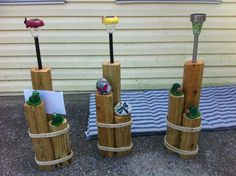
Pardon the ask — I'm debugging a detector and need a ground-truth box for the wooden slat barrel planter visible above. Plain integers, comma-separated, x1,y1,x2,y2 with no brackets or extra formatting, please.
179,113,202,159
24,101,55,171
96,93,115,157
166,92,184,150
49,118,72,167
114,114,132,157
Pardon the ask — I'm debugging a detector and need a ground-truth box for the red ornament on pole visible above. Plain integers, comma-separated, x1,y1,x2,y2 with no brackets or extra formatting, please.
24,18,44,28
24,17,45,69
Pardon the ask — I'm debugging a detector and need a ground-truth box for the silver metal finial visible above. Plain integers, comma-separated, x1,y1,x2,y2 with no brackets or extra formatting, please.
190,13,206,24
191,13,206,63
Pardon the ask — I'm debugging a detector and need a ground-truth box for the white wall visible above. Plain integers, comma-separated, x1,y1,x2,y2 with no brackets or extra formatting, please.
0,0,236,94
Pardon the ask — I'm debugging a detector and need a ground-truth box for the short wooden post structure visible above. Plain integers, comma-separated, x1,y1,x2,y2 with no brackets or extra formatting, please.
49,118,71,167
179,113,201,159
115,114,132,157
166,92,184,149
31,67,53,91
102,61,121,107
24,102,55,171
31,67,53,121
96,93,115,157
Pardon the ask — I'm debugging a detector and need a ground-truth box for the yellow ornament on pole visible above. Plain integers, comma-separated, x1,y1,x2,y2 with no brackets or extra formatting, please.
102,16,119,25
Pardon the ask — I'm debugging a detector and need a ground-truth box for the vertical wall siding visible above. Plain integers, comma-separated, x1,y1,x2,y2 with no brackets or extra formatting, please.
0,0,236,94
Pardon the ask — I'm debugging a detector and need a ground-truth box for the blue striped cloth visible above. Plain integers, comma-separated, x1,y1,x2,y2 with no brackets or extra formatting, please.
85,85,236,139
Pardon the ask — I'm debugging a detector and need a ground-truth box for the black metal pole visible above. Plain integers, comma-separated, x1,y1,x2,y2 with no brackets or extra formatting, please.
109,33,114,63
34,37,43,69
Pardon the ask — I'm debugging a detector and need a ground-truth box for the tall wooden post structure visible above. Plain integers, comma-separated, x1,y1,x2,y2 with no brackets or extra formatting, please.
180,13,206,159
102,61,121,107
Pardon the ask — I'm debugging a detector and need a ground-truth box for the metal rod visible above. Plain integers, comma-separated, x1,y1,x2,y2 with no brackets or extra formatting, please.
192,35,199,63
109,33,114,63
34,37,43,69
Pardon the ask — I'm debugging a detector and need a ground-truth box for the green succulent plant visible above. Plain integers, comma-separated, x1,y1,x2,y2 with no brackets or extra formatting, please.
170,83,183,96
26,91,41,106
51,113,64,126
186,106,201,119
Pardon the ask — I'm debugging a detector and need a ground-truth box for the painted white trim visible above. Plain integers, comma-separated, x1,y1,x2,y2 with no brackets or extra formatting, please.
116,0,222,4
0,0,65,5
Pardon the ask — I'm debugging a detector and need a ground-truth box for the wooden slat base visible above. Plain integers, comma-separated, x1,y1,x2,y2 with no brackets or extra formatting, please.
166,92,184,150
49,118,71,167
96,93,115,157
24,102,55,171
179,113,201,159
115,114,132,157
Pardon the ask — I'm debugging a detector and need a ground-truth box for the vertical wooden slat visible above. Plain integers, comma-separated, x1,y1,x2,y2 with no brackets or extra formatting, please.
179,114,201,159
102,61,121,107
96,93,115,157
182,60,204,110
49,118,71,167
31,67,53,91
166,92,184,150
24,102,55,171
115,114,132,157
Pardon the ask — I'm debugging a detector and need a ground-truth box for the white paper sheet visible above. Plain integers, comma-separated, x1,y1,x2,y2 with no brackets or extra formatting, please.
24,89,66,115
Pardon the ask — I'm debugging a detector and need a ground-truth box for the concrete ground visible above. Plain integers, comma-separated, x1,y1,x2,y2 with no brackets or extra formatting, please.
0,94,235,176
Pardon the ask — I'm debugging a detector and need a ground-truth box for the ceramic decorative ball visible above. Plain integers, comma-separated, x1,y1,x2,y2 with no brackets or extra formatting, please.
114,101,132,116
96,78,112,95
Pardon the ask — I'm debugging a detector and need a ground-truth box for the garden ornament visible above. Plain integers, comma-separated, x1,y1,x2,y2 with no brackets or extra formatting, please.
51,113,65,126
185,105,201,119
96,78,112,95
114,101,132,116
24,17,45,69
26,90,41,106
170,83,183,96
102,16,119,63
190,13,206,63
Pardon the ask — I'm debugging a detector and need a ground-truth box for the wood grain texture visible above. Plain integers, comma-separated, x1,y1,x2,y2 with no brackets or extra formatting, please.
95,93,115,157
115,114,132,157
102,61,121,107
24,102,55,171
182,60,204,110
179,113,201,159
166,92,184,150
31,67,53,91
49,118,71,167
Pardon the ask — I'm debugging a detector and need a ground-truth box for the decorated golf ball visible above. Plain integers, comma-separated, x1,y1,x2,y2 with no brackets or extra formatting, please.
114,101,132,116
96,78,112,95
